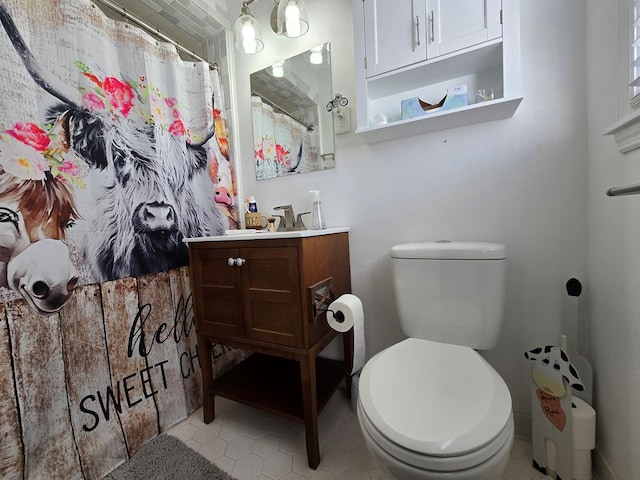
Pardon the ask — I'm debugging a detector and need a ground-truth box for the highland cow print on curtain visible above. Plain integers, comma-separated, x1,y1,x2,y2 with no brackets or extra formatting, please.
0,1,244,479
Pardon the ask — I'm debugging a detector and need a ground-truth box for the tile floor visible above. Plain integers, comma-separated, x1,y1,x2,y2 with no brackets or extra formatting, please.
167,388,582,480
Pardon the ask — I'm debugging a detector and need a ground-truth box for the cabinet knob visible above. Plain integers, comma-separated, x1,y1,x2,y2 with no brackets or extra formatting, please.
234,257,246,266
228,257,235,266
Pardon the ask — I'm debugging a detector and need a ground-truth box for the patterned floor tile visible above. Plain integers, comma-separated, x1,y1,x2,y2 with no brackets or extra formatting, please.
167,389,597,480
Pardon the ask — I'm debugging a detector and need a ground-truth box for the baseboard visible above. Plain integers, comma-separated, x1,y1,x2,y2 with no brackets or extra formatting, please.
593,448,619,480
513,411,532,441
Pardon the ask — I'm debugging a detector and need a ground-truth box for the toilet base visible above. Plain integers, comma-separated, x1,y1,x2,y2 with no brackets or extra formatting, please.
359,412,514,480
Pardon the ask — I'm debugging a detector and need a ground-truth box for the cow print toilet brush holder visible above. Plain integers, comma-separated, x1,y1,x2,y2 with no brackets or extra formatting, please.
524,345,596,480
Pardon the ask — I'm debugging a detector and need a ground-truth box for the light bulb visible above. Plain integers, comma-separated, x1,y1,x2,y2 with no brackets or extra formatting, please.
285,3,301,37
272,61,285,77
241,20,258,54
310,47,323,65
243,38,257,54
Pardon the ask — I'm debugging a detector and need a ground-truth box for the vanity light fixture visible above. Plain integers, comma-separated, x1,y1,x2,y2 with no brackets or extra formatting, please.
271,61,285,77
267,59,290,77
234,1,264,54
276,0,309,38
234,0,310,54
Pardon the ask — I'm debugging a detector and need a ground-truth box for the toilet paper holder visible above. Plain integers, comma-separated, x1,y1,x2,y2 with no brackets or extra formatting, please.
315,306,346,323
308,277,346,325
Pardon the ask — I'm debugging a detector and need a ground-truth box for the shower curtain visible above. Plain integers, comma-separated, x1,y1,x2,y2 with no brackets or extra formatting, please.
252,95,319,180
0,0,243,478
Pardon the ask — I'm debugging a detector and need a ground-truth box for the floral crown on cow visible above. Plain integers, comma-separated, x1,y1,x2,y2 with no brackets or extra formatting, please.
0,61,206,186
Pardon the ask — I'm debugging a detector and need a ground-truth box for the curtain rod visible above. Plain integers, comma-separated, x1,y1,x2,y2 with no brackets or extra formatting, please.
93,0,219,71
251,91,314,132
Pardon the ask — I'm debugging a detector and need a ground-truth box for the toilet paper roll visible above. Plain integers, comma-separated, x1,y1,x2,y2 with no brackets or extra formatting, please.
572,395,596,450
328,294,366,375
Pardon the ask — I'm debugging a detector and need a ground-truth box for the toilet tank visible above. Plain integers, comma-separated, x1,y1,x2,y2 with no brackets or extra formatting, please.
390,242,507,350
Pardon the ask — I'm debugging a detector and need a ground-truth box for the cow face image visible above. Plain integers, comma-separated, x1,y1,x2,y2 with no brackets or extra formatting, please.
56,106,224,281
0,173,80,315
524,345,584,397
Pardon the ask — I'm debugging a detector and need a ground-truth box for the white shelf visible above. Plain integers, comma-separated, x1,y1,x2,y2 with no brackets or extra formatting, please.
367,40,504,100
603,108,640,154
355,96,523,144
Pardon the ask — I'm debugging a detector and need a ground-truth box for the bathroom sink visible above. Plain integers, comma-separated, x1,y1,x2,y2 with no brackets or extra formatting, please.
183,226,350,243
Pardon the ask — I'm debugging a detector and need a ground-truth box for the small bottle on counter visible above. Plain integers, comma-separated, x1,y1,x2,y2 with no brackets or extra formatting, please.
309,190,326,230
245,196,262,229
248,196,258,213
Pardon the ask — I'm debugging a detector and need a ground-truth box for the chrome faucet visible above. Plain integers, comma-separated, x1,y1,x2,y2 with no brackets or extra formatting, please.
273,205,295,231
273,205,310,231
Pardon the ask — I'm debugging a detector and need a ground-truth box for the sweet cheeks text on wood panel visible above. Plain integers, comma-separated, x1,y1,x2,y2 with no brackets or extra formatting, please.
77,293,233,432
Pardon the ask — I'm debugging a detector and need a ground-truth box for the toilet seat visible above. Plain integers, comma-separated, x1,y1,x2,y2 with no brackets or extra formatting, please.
358,338,513,471
358,400,514,472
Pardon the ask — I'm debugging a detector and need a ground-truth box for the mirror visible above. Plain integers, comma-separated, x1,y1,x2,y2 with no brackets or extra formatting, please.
251,43,335,181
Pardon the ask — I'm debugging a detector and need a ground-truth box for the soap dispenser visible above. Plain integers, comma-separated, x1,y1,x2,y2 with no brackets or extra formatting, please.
309,190,326,230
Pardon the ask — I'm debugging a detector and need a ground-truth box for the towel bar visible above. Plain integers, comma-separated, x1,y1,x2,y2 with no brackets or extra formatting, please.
606,183,640,196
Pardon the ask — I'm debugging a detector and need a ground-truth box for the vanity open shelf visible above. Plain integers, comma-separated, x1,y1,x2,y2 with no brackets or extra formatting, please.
210,353,345,422
356,96,522,143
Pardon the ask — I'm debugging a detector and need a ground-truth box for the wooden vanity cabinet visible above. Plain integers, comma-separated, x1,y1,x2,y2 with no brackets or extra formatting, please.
187,231,352,469
193,245,303,346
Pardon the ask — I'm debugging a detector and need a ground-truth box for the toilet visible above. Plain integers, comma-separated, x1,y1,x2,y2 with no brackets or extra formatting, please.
357,242,514,480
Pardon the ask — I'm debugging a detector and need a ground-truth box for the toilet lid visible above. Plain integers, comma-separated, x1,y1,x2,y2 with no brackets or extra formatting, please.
358,338,512,457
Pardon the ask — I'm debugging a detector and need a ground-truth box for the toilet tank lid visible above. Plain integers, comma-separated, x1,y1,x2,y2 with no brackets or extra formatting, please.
391,242,506,260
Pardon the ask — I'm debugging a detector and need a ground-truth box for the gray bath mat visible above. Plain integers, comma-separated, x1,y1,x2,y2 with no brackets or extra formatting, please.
103,434,238,480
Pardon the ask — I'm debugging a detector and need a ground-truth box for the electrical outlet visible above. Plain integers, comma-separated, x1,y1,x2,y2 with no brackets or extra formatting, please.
333,107,351,135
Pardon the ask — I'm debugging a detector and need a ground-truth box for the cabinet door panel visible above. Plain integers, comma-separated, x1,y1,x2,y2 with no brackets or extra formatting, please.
241,247,303,347
196,248,244,337
364,0,426,77
427,0,502,58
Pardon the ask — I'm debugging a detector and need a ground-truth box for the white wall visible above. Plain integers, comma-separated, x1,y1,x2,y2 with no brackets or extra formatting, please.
587,1,640,478
230,0,588,425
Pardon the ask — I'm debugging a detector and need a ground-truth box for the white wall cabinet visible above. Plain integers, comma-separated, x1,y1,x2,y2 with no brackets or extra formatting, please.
364,0,502,78
353,0,523,143
363,0,426,77
426,0,502,59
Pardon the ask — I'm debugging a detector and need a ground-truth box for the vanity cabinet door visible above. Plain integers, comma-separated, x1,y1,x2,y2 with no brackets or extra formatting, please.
426,0,502,59
192,247,245,338
240,246,303,347
363,0,427,77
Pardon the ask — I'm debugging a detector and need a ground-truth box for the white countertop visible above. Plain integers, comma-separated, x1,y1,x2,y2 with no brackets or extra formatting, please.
183,226,350,243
